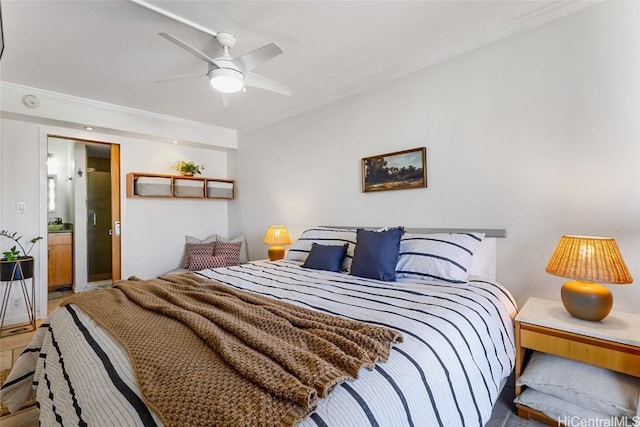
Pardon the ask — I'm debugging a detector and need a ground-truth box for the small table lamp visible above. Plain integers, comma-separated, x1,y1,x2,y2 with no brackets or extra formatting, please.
545,235,633,321
263,226,291,261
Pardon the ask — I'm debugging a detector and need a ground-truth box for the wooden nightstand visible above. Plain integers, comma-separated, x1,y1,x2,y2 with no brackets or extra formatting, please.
514,297,640,426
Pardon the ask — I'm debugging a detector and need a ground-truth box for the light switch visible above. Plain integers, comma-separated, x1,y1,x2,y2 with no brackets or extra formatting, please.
16,201,27,214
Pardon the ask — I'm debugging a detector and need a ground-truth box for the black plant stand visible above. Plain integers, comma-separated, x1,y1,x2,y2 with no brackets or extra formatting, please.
0,258,36,336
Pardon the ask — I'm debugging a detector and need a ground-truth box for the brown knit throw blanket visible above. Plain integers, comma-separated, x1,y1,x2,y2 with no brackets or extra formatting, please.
61,273,402,427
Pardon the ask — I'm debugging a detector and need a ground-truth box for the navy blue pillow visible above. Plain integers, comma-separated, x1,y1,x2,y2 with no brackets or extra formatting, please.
350,228,405,281
301,243,348,272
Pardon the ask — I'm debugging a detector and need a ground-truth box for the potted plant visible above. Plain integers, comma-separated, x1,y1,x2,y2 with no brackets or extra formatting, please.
172,160,204,176
1,230,42,281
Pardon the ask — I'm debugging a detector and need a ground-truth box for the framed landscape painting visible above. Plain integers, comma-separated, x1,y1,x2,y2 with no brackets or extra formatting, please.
362,147,427,193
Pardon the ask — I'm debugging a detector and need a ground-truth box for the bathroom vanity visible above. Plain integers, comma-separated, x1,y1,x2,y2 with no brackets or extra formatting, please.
48,231,73,292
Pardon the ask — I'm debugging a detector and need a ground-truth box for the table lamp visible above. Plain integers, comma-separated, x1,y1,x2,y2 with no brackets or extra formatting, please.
545,235,633,321
263,226,291,261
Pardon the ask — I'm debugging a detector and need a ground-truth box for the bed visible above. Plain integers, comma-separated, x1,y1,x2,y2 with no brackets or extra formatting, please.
1,227,517,427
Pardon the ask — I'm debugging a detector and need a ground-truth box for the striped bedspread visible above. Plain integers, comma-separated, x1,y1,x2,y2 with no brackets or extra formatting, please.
1,260,517,426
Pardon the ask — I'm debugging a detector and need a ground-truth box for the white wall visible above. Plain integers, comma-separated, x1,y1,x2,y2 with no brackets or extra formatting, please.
1,119,46,323
1,90,237,325
122,138,230,277
237,2,640,311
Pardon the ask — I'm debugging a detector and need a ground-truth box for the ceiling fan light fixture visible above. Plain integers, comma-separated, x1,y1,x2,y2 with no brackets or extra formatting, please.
156,31,290,97
208,68,244,93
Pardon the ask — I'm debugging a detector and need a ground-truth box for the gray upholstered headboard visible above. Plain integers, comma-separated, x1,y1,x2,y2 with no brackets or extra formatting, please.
321,226,507,238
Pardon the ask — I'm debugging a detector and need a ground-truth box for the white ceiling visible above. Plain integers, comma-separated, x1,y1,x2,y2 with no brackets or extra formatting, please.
0,1,593,132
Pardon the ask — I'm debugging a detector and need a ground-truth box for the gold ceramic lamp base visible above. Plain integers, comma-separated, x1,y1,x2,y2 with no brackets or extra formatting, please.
267,245,285,261
560,280,613,321
263,226,291,261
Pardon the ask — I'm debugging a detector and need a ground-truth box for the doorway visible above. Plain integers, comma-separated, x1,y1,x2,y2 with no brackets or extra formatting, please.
86,145,113,282
46,136,121,293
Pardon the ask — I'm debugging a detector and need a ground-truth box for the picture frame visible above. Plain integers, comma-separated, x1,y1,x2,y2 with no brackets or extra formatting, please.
362,147,427,193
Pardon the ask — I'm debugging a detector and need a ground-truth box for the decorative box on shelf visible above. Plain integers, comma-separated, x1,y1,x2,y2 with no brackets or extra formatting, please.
126,172,235,200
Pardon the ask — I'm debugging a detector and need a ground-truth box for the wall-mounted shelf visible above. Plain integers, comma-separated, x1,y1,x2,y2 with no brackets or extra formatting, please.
126,172,235,200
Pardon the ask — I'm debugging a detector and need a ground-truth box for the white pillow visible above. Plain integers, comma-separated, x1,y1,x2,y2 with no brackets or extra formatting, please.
514,388,624,425
468,237,496,280
185,234,217,244
285,227,357,271
217,234,248,264
396,232,484,284
516,352,640,418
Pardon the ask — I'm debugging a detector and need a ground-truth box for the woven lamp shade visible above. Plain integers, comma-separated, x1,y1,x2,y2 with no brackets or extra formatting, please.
546,235,633,321
263,226,292,246
263,226,291,261
545,235,633,284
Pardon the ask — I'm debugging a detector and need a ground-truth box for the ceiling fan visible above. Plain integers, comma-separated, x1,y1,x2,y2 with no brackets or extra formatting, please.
130,0,291,96
157,32,292,96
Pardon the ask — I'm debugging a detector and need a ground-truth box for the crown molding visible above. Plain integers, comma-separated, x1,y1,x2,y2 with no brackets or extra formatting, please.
0,81,237,149
239,0,600,134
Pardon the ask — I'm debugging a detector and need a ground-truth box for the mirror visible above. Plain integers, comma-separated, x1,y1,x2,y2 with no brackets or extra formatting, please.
47,175,57,212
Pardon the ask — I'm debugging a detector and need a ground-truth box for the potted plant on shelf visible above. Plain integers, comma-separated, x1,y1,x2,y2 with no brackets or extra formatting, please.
1,230,42,281
172,160,204,177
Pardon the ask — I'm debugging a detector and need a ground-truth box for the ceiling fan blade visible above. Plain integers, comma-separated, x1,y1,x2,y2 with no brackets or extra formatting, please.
153,73,205,83
234,43,283,73
159,33,219,66
245,72,292,96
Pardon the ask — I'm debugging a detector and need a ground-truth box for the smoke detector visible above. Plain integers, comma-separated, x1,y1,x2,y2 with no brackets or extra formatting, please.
22,94,40,108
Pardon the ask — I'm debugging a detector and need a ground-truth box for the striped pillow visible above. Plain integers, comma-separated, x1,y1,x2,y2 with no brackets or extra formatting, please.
285,227,357,271
396,232,484,284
